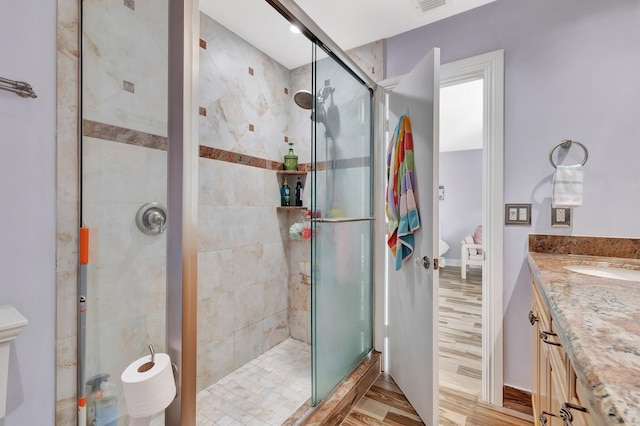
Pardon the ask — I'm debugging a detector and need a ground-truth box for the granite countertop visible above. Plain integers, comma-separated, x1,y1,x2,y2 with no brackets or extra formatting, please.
527,252,640,425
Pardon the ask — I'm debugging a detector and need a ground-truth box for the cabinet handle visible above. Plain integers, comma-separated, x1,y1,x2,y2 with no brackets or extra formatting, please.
559,407,573,425
539,411,557,426
540,331,562,347
528,310,539,325
560,402,587,425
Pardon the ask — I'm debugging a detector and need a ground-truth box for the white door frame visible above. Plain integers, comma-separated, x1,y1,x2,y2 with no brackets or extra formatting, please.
374,49,504,407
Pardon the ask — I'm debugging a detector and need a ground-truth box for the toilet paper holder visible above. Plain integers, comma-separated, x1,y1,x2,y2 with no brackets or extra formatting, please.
137,345,156,373
139,345,178,392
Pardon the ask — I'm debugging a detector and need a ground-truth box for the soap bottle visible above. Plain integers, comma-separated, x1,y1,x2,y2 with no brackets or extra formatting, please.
95,378,118,426
281,177,291,206
284,143,298,170
86,373,118,426
295,177,303,206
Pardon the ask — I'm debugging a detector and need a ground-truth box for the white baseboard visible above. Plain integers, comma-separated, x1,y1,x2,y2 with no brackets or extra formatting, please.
444,259,461,267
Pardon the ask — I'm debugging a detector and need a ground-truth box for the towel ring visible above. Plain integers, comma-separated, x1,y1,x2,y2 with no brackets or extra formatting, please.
549,140,588,169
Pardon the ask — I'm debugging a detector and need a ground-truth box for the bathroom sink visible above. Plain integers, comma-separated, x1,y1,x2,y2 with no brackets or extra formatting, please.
564,265,640,281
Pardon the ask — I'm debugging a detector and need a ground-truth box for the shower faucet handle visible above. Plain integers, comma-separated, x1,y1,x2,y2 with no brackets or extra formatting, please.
135,203,167,235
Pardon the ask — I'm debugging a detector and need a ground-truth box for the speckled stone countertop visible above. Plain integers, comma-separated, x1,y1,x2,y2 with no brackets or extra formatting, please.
527,252,640,425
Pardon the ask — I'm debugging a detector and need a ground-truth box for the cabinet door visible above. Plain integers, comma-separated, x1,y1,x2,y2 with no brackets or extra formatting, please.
538,339,553,425
549,364,564,426
530,302,540,422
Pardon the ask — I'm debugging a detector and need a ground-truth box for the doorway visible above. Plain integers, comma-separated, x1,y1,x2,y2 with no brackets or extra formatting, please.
376,49,504,421
438,75,484,415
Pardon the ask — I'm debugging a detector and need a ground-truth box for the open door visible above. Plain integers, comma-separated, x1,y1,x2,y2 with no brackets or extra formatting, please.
387,48,440,425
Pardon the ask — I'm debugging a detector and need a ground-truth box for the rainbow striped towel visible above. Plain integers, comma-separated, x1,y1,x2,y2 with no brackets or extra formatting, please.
386,115,420,271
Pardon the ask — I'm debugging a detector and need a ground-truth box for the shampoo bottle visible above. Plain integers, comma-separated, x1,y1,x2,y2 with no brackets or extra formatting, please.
295,177,303,206
284,143,298,170
281,177,291,206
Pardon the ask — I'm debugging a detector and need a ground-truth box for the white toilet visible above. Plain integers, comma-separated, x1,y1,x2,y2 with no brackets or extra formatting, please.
0,305,28,419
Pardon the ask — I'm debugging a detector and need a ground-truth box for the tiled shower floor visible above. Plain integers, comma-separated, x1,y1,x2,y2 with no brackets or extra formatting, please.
196,338,311,425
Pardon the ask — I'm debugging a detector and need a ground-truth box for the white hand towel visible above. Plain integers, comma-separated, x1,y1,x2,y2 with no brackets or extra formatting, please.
552,164,583,208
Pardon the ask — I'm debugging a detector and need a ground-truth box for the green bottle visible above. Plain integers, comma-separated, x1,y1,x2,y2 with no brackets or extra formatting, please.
284,143,298,170
281,177,291,206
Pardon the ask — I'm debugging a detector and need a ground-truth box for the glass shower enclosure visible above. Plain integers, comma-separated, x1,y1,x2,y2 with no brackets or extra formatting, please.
310,44,374,404
78,0,375,422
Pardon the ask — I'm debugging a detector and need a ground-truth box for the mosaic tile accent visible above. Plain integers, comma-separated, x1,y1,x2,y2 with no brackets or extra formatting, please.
199,106,206,117
124,0,135,11
197,338,311,426
199,38,206,49
284,87,289,95
249,123,255,132
248,67,254,76
529,234,640,258
123,80,134,93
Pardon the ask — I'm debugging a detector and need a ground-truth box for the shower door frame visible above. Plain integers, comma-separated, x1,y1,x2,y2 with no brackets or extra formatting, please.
166,0,200,423
164,0,378,422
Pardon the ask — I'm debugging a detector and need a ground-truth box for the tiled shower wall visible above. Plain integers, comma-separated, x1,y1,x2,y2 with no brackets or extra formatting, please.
55,0,383,422
196,12,294,391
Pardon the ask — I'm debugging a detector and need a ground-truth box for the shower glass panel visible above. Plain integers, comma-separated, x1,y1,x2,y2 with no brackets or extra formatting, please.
311,43,374,404
81,1,169,424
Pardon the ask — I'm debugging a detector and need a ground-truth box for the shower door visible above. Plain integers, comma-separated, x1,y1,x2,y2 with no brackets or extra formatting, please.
310,44,374,404
80,1,170,424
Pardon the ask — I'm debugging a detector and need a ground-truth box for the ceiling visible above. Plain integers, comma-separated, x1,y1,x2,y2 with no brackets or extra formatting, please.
200,0,495,70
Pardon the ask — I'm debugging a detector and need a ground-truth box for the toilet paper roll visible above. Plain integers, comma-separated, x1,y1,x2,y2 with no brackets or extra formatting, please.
121,353,176,419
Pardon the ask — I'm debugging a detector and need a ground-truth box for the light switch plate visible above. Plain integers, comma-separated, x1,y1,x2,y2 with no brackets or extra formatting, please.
551,207,571,227
505,204,532,225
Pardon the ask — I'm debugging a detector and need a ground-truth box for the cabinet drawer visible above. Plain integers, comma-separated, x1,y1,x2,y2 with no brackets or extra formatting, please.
547,317,569,400
532,282,551,330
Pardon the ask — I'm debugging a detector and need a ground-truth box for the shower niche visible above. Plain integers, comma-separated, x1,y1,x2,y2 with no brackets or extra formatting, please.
276,170,308,211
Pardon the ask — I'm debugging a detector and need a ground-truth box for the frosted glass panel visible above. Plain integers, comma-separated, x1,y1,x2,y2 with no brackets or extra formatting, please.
311,44,373,404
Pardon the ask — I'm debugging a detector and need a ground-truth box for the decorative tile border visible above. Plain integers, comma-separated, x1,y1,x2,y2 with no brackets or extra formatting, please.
199,145,284,170
82,119,370,172
529,234,640,259
83,119,167,150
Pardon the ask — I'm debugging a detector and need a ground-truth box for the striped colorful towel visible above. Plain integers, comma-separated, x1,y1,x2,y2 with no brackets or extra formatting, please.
552,164,583,208
386,115,421,270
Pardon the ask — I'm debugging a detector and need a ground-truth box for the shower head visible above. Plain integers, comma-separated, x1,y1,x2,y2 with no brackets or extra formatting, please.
293,90,312,110
311,107,326,124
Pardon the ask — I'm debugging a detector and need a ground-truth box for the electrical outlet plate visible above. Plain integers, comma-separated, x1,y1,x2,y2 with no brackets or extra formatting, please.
551,207,571,227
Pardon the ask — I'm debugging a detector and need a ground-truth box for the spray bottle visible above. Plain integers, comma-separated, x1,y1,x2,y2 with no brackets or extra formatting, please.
86,373,118,426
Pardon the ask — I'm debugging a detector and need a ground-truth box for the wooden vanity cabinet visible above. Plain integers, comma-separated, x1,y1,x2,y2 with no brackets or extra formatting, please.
530,279,595,426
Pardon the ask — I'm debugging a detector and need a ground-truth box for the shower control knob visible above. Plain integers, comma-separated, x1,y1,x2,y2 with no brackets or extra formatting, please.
136,203,167,235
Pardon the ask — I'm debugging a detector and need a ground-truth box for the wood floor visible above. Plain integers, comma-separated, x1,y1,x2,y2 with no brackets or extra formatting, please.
342,266,533,426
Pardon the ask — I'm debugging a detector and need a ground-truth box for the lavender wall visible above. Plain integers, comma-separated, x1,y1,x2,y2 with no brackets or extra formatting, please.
0,1,57,424
386,0,640,390
439,149,483,262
